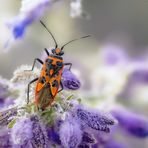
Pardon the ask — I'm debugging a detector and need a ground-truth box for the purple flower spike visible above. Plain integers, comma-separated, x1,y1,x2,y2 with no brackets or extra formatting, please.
59,117,82,148
11,115,50,148
77,108,115,132
62,68,81,90
111,108,148,138
7,0,52,39
30,116,50,148
11,117,33,146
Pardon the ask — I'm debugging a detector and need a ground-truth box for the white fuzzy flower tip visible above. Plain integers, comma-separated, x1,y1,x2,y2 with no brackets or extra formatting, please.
70,0,88,18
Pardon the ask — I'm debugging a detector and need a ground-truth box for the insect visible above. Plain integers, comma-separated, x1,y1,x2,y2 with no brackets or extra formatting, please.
27,20,90,110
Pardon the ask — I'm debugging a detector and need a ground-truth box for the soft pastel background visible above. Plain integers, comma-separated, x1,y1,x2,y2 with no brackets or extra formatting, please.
0,0,148,148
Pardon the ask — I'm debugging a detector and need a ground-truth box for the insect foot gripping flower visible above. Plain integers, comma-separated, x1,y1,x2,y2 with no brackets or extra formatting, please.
6,0,56,40
62,68,81,90
77,108,116,133
111,107,148,138
11,115,50,148
59,117,82,148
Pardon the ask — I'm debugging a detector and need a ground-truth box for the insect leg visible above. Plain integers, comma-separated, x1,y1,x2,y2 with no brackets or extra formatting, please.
58,81,64,93
27,78,38,104
44,48,49,56
26,58,43,71
64,63,72,70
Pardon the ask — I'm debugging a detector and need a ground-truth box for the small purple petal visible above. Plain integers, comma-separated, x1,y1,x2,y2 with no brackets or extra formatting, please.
47,127,61,145
78,143,90,148
77,108,115,132
62,68,81,90
59,117,82,148
81,132,96,144
111,108,148,138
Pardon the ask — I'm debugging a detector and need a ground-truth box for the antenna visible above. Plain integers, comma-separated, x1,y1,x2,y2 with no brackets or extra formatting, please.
61,35,91,50
40,20,58,48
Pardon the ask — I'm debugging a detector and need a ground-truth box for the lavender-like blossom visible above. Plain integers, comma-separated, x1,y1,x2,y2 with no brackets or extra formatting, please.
6,0,53,39
11,115,50,148
62,68,81,90
59,116,82,148
77,108,115,132
129,68,148,84
111,108,148,138
100,44,128,66
6,0,88,43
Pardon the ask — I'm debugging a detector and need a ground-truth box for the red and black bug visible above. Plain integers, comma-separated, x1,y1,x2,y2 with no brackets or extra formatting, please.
27,21,90,110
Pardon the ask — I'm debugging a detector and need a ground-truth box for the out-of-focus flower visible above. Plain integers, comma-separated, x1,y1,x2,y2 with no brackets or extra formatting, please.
90,44,129,101
0,76,16,108
100,44,128,66
62,68,81,90
7,0,53,39
111,107,148,138
59,116,82,148
104,138,127,148
70,0,88,18
11,115,50,147
77,108,116,132
0,76,10,107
